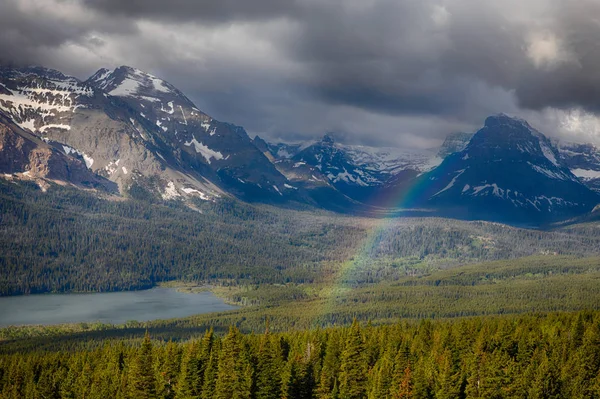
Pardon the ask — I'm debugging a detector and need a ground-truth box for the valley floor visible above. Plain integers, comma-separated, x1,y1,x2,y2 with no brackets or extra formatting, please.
2,255,600,350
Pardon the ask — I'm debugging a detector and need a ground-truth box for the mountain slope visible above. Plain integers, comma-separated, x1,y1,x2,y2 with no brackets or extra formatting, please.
558,142,600,193
0,65,301,203
86,66,293,202
0,115,116,192
408,114,600,224
284,135,440,202
0,67,185,198
437,132,473,158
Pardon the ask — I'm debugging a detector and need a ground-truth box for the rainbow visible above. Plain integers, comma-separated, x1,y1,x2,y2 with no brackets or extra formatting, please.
313,155,461,326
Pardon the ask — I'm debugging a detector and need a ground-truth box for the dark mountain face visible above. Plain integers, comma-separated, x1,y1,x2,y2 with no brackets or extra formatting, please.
407,114,600,224
267,142,305,159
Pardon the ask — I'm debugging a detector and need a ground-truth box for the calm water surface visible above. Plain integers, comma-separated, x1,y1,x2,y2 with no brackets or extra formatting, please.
0,287,237,327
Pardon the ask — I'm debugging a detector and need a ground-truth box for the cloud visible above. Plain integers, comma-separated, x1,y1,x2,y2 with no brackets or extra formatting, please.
2,0,600,146
82,0,303,24
526,32,573,69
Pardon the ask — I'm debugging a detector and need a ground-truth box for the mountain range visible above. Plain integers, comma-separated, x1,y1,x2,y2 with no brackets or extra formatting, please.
1,65,599,224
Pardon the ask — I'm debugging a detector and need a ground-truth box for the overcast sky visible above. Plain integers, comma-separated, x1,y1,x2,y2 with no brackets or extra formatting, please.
2,0,600,148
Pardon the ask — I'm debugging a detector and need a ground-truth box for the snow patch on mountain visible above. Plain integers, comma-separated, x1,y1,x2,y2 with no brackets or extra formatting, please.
182,187,211,200
572,169,600,179
432,169,466,197
527,162,571,181
184,137,224,164
471,183,504,197
62,145,94,168
109,77,141,97
162,181,181,200
39,124,71,133
151,77,172,94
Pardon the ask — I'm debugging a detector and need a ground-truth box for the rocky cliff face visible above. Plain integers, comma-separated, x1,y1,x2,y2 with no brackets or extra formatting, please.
0,117,116,191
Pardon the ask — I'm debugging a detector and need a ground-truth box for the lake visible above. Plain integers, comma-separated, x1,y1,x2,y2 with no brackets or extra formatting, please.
0,287,237,327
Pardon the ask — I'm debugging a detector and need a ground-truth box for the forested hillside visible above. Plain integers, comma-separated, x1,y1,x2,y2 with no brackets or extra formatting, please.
2,255,599,353
2,311,600,398
2,179,600,296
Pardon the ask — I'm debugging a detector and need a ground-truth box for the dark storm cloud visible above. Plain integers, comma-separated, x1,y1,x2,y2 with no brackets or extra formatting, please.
0,0,136,72
515,0,600,112
83,0,302,23
3,0,600,145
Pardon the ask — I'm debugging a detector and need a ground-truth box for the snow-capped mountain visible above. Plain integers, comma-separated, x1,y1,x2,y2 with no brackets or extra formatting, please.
557,142,600,193
342,144,440,176
0,65,224,200
408,114,600,223
2,64,600,223
286,134,388,201
0,65,297,202
86,66,292,201
265,134,440,202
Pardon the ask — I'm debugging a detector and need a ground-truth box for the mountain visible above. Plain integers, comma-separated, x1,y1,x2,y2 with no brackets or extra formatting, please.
0,114,116,192
0,65,297,203
407,114,600,224
287,134,386,202
2,65,600,224
266,141,307,159
437,132,473,158
85,66,294,202
557,142,600,193
268,134,439,202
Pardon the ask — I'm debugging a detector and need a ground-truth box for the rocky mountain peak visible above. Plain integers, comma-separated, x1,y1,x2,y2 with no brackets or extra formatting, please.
252,135,269,153
321,134,335,145
408,114,600,223
466,114,563,168
86,66,194,107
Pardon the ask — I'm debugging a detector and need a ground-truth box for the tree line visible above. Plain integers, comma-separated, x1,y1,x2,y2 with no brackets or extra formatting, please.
2,311,600,398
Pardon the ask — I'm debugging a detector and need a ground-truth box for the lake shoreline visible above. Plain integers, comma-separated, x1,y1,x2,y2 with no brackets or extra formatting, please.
0,286,238,329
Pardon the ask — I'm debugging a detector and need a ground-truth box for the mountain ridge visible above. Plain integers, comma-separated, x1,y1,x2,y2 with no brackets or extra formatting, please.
1,64,600,224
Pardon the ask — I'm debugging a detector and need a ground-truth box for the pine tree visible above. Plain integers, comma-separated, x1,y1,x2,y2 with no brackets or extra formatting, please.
128,331,157,399
368,348,394,399
215,326,252,399
528,349,561,399
434,349,462,399
201,340,219,399
317,331,342,399
177,341,202,399
339,320,368,399
256,323,282,399
160,341,181,399
390,343,413,399
282,354,305,399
